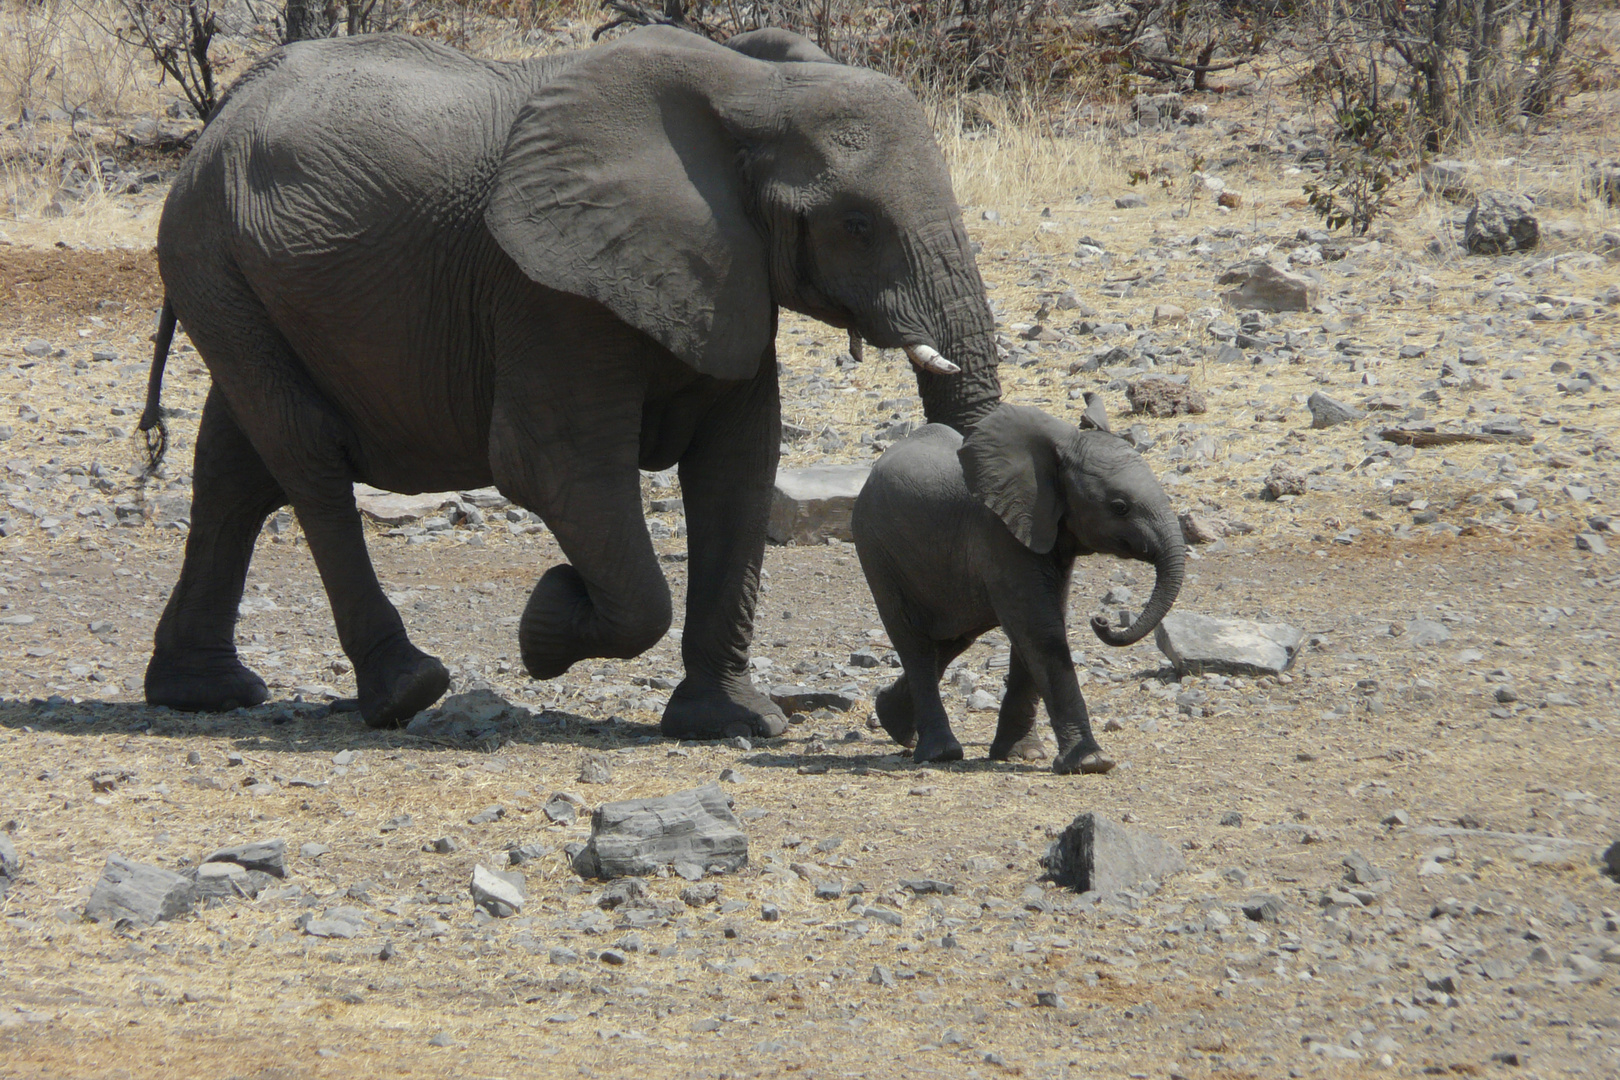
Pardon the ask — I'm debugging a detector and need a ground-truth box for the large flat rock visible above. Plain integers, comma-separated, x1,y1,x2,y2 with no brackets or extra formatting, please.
84,855,197,926
571,784,748,880
1041,812,1185,895
1154,611,1304,676
767,465,870,545
1216,261,1318,312
352,484,506,526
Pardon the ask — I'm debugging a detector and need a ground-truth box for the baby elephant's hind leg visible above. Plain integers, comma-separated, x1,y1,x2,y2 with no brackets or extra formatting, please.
989,649,1048,762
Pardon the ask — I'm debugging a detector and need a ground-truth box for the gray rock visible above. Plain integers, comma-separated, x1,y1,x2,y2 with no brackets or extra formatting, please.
507,843,549,866
1114,194,1146,209
768,685,857,713
1264,463,1307,499
192,860,265,902
1154,612,1304,677
1577,532,1609,555
468,805,505,825
1343,850,1390,884
1217,262,1318,313
1601,840,1620,880
1242,893,1286,923
1465,190,1539,255
767,465,870,545
301,906,368,938
543,797,578,825
679,881,722,906
1040,811,1186,895
204,837,287,878
22,339,52,357
1421,158,1479,201
571,784,748,880
0,834,18,899
1307,391,1363,429
405,688,518,740
577,752,613,785
1404,619,1451,647
470,864,526,918
353,484,462,526
1127,377,1206,418
85,856,197,926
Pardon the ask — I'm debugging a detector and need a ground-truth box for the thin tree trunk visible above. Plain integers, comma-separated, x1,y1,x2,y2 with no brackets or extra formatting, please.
1524,0,1575,115
285,0,329,43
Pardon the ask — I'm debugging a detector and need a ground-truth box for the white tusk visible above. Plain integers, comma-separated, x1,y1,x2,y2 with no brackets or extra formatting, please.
903,344,961,375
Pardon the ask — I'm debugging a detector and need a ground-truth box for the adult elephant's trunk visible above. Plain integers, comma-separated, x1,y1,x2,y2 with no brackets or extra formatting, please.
866,218,1002,434
1090,520,1186,647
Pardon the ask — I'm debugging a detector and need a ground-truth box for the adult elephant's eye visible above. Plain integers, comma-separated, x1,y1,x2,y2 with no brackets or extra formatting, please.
1110,498,1130,517
842,213,872,240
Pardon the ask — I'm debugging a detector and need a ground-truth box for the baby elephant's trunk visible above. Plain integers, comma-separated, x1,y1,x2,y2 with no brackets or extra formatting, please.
1090,520,1185,647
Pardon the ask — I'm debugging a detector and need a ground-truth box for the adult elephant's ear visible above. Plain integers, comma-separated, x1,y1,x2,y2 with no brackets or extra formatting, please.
487,27,773,381
958,404,1073,555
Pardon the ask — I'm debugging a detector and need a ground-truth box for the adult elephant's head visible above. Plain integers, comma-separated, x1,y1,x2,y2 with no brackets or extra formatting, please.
486,26,1000,430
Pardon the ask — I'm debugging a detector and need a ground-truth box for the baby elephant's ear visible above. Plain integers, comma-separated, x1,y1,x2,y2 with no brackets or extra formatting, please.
958,404,1074,554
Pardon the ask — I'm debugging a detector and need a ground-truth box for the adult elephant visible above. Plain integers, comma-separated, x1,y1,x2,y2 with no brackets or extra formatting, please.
141,26,1003,738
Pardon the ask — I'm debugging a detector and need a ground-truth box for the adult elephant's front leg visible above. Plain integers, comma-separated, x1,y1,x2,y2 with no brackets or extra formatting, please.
662,358,786,740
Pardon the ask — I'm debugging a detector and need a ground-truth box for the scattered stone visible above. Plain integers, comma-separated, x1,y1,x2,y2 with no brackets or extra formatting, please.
1219,811,1243,827
1421,159,1479,201
1127,376,1206,418
1263,463,1307,499
1179,511,1228,545
204,838,287,878
191,861,264,903
767,465,870,545
470,864,525,918
571,784,748,880
405,689,519,740
1114,194,1146,210
543,797,578,825
1152,304,1186,324
84,856,197,926
768,685,857,713
868,964,897,987
1154,612,1303,677
1242,893,1286,923
0,834,18,899
900,878,956,895
1465,190,1539,255
301,906,368,938
1307,391,1363,429
1040,812,1185,895
1217,262,1318,312
595,877,648,909
423,836,460,854
468,805,505,825
1576,532,1609,555
1404,619,1452,647
577,752,613,785
1343,850,1390,884
680,881,722,906
1601,840,1620,881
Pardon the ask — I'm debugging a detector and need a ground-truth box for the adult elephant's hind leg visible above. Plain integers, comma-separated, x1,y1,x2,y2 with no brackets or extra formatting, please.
146,387,286,712
662,357,785,740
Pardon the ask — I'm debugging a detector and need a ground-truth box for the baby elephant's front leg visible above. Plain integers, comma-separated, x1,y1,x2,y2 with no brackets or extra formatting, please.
1050,686,1115,775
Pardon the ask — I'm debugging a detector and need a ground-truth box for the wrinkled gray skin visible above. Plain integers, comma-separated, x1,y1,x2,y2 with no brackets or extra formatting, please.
851,404,1185,772
145,26,1002,736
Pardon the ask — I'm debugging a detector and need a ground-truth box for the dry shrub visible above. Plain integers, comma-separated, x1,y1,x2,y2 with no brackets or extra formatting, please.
0,0,150,117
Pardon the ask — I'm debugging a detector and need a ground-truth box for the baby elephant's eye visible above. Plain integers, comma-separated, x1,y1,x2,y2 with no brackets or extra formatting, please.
1109,498,1130,518
842,213,872,240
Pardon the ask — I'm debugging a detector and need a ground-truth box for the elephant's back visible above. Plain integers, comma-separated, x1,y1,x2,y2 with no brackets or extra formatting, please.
853,423,973,546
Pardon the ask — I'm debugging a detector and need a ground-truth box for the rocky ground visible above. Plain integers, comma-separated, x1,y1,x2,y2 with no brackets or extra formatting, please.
1,55,1619,1080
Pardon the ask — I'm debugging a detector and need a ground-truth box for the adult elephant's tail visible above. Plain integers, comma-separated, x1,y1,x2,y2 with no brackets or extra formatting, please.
138,297,175,475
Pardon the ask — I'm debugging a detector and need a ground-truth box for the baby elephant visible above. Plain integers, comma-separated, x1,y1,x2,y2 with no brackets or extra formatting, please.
851,403,1186,772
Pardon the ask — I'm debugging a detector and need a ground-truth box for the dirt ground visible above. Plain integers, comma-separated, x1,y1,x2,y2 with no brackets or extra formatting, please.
2,40,1619,1080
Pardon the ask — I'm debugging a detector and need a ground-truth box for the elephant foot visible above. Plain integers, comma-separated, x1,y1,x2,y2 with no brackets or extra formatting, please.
989,732,1047,762
145,652,270,712
661,676,787,740
873,680,917,749
1053,743,1115,776
356,644,449,729
912,728,964,765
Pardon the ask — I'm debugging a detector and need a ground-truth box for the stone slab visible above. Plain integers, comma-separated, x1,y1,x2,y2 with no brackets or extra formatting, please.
84,855,197,926
1154,611,1304,676
571,784,748,880
1041,812,1185,895
767,465,871,545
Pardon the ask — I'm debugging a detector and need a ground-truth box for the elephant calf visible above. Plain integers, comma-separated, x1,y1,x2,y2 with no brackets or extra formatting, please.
851,404,1186,772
